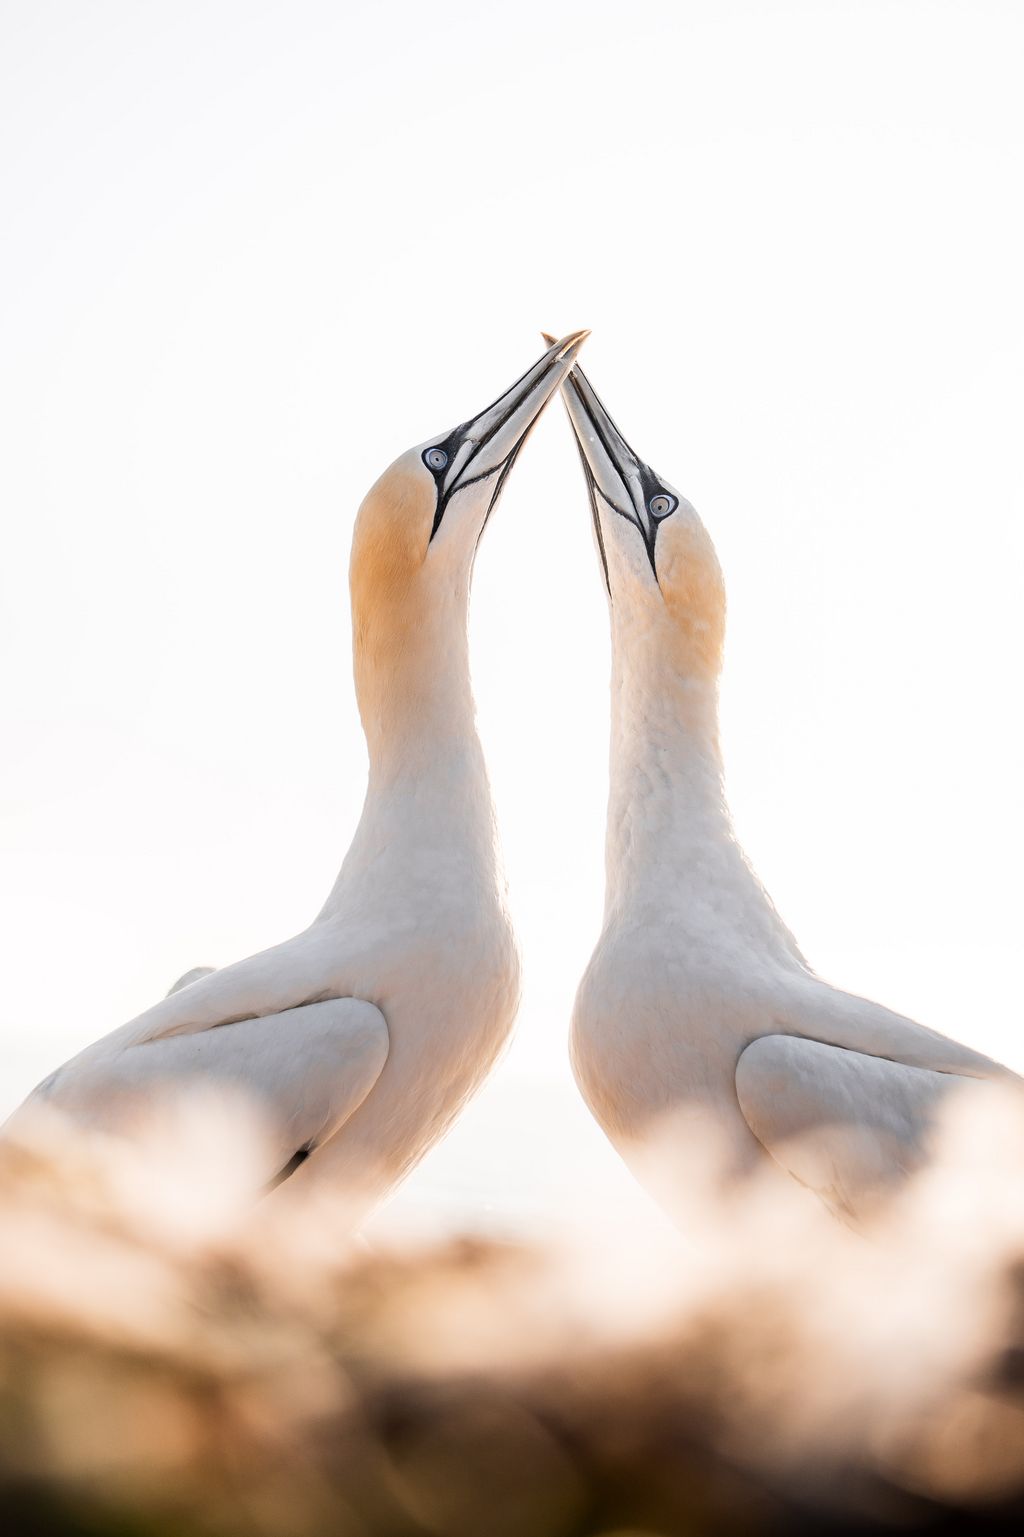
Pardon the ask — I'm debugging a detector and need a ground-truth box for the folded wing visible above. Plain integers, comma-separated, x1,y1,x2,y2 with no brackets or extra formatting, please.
21,995,389,1191
735,1034,978,1220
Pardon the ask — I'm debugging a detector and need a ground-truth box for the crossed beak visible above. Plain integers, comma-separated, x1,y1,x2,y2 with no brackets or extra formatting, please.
429,330,590,542
541,332,667,589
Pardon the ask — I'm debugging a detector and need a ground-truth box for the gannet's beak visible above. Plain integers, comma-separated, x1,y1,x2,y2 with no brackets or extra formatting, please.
428,330,590,543
542,332,669,591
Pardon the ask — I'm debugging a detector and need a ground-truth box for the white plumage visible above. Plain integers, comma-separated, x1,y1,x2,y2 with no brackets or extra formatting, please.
552,345,1019,1224
8,332,589,1220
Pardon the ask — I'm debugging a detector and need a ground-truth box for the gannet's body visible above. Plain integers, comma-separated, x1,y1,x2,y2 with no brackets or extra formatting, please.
554,345,1018,1223
9,333,588,1220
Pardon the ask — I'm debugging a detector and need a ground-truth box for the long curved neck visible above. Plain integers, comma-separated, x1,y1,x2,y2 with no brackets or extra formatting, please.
605,623,730,916
327,579,500,909
603,611,803,962
356,589,483,788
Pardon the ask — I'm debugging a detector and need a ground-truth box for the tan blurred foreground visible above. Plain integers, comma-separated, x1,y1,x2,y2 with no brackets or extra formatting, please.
2,1091,1024,1537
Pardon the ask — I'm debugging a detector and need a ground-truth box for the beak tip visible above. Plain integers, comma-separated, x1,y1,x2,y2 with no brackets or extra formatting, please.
544,329,589,360
557,332,590,371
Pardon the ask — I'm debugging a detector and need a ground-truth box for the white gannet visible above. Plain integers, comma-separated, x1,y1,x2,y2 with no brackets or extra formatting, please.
9,331,589,1217
550,341,1018,1223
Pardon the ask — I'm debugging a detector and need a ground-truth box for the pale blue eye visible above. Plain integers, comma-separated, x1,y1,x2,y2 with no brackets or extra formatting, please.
649,494,675,519
425,447,448,471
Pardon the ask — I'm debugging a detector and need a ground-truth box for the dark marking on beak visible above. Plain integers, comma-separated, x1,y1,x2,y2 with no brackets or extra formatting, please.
423,332,589,547
560,369,666,589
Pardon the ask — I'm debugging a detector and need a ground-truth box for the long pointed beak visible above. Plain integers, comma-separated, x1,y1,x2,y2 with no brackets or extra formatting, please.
442,330,590,500
541,332,661,586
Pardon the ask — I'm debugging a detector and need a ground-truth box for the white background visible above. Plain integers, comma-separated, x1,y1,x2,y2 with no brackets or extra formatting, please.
2,0,1021,1230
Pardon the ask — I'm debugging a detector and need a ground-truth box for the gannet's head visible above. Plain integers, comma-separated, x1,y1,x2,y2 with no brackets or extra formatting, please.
546,338,726,683
350,332,588,737
352,331,588,607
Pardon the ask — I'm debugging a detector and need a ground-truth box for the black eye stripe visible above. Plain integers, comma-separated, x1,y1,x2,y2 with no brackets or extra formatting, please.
425,431,464,541
598,469,673,587
426,391,545,546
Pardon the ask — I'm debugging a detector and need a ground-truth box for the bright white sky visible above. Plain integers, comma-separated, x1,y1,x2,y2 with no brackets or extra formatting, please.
1,0,1021,1233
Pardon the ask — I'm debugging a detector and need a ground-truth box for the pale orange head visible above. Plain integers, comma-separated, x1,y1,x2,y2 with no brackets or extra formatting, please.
546,340,726,683
349,332,590,743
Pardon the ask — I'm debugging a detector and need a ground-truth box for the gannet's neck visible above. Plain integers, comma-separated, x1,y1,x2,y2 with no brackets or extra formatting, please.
321,572,502,909
604,620,802,961
356,585,482,786
317,590,498,924
605,635,729,915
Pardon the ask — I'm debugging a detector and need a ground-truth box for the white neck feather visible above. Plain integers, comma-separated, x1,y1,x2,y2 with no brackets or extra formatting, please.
364,602,483,786
320,591,501,918
605,615,803,962
606,638,727,911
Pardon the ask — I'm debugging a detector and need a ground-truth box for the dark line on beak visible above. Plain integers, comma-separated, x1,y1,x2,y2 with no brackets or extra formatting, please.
454,353,561,490
563,374,661,589
430,349,566,545
595,484,658,581
593,482,634,525
564,372,642,488
473,450,517,557
570,434,611,598
472,408,549,559
453,461,505,497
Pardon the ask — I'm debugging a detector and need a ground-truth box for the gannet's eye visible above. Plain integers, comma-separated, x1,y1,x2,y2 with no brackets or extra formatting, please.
424,447,448,472
649,494,676,519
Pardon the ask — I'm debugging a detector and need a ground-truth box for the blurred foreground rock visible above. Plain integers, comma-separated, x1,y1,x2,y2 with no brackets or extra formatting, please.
2,1097,1024,1536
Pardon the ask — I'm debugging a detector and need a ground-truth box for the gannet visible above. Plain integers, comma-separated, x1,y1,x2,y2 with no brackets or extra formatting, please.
549,340,1018,1223
8,331,589,1217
